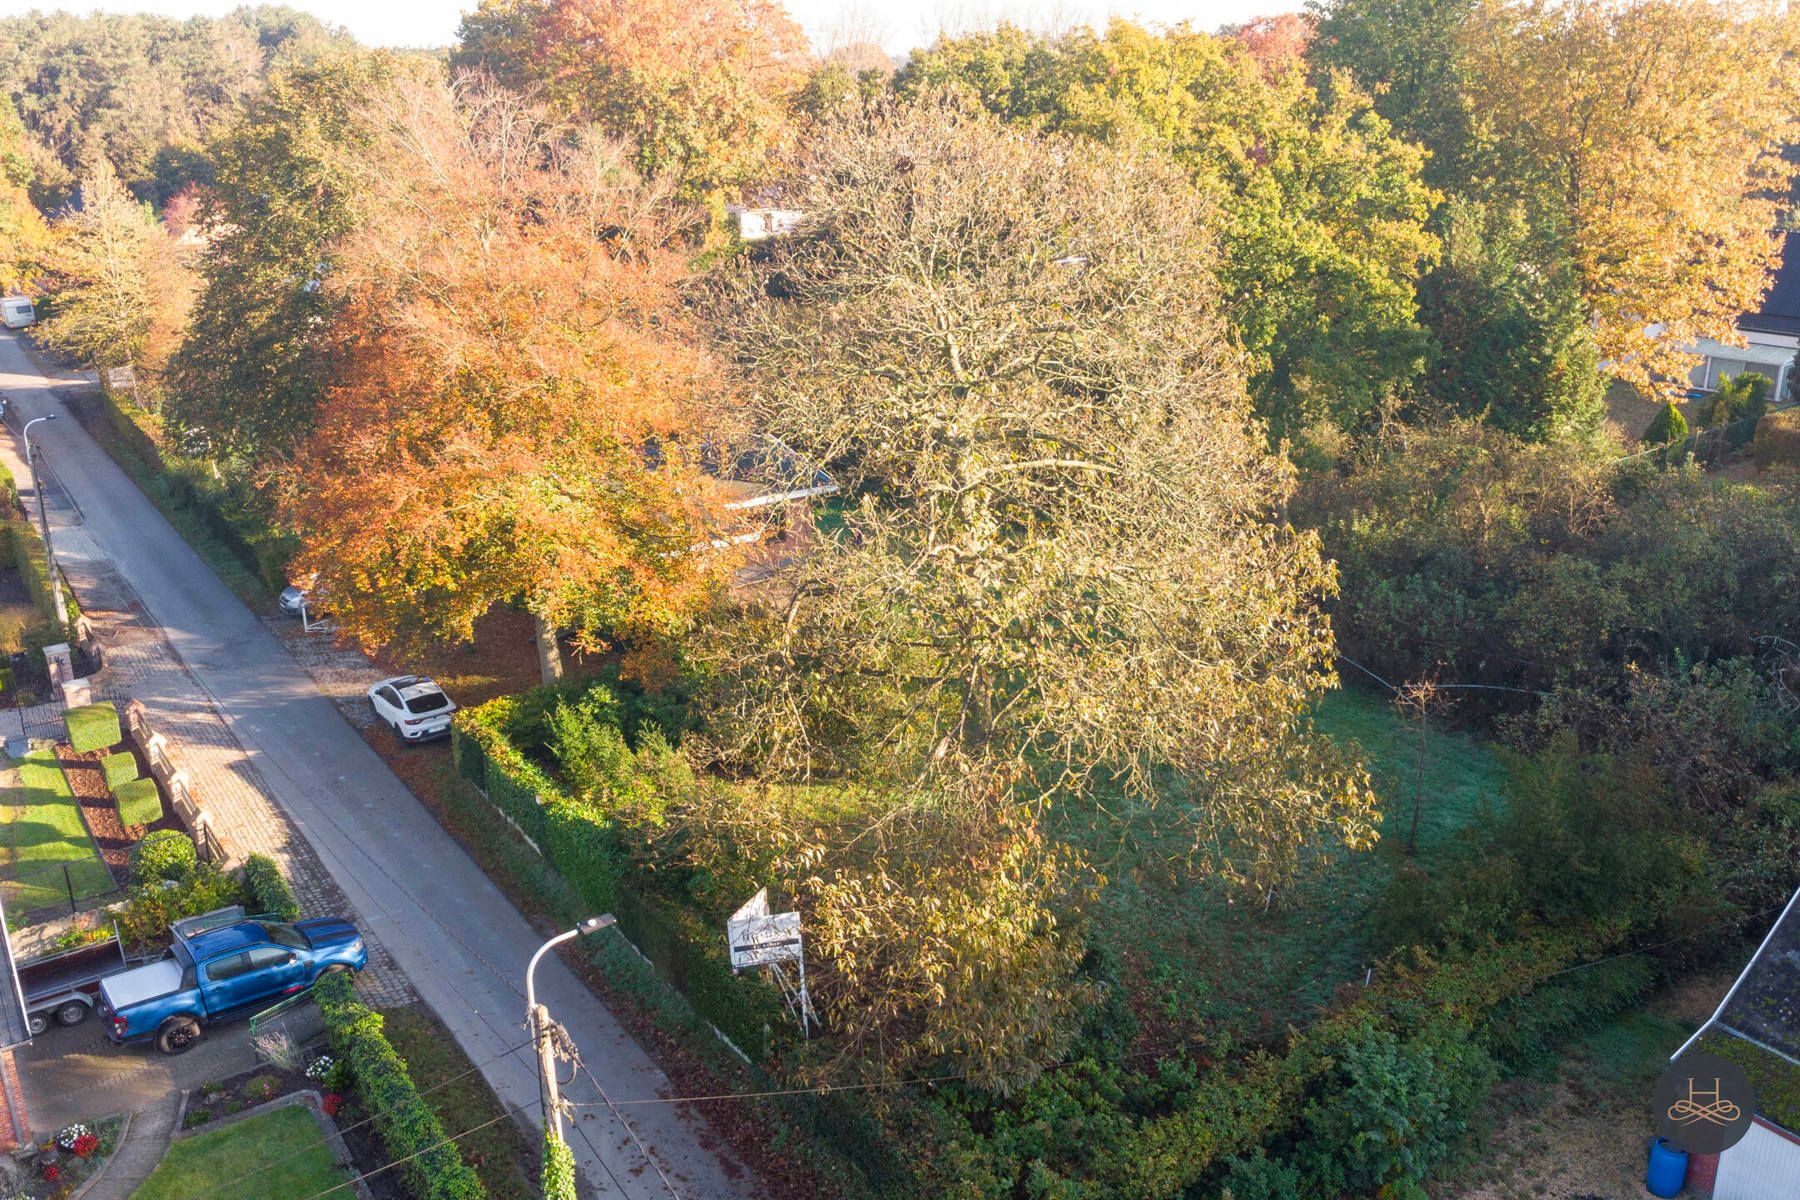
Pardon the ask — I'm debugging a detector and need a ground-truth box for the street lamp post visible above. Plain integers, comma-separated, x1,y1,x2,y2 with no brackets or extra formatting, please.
526,914,615,1141
21,415,64,633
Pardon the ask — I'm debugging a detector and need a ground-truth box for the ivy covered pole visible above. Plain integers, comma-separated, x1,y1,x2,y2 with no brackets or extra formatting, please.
526,916,615,1161
541,1128,578,1200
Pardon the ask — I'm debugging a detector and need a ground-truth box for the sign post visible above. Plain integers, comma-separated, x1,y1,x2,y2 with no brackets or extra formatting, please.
727,888,815,1037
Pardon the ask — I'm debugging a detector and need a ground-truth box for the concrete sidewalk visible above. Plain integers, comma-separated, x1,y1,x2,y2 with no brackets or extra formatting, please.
0,333,752,1198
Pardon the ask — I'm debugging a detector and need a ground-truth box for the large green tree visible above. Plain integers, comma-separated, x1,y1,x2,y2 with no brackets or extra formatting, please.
166,51,387,465
0,7,350,206
34,161,172,370
699,96,1374,1085
897,20,1440,440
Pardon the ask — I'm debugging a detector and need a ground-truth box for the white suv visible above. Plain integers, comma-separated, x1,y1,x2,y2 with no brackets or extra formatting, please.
367,676,456,743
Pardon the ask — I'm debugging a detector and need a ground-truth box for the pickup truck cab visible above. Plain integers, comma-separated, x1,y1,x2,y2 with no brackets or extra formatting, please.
99,914,367,1054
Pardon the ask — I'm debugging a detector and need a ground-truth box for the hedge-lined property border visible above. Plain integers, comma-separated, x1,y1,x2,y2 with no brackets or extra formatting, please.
452,689,783,1059
314,970,485,1200
243,853,300,921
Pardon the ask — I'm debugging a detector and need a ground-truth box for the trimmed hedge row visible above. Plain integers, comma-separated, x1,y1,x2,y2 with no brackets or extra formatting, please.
243,853,300,921
65,701,122,753
0,460,79,635
114,777,163,827
75,387,295,595
314,971,486,1200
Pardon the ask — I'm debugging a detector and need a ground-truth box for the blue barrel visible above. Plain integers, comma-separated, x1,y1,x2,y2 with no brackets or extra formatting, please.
1646,1137,1689,1198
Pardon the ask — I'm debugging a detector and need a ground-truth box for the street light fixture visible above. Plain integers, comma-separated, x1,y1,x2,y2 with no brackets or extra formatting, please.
20,416,65,634
526,914,616,1141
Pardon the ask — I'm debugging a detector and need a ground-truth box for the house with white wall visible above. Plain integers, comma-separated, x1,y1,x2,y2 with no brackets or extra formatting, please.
1688,231,1799,401
1671,881,1800,1199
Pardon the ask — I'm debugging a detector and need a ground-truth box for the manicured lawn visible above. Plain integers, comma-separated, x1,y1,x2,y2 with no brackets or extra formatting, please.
0,749,114,913
130,1105,347,1200
1070,685,1508,1044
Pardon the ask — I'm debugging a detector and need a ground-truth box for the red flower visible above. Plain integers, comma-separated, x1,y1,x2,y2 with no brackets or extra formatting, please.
322,1093,343,1117
42,1164,59,1181
73,1133,98,1158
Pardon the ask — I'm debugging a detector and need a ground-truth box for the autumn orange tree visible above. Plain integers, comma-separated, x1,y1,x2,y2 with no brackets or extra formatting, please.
1458,0,1800,386
453,0,812,198
282,75,731,682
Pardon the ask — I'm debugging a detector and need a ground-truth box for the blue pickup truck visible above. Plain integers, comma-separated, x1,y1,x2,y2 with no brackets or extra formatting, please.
98,911,367,1054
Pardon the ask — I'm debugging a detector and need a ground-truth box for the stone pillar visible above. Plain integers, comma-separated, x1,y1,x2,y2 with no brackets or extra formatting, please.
41,642,71,689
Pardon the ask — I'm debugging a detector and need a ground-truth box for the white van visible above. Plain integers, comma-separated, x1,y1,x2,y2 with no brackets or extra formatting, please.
1,296,35,329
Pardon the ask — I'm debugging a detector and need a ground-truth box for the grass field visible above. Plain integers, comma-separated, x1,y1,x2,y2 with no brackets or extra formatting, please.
130,1105,347,1200
381,1006,536,1200
0,749,114,914
1074,685,1508,1046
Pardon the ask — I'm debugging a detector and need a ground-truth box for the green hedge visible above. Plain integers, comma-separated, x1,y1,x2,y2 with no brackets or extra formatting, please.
314,971,486,1200
243,853,300,921
73,388,296,596
130,828,197,883
99,750,139,791
115,777,163,827
65,702,122,753
454,688,782,1061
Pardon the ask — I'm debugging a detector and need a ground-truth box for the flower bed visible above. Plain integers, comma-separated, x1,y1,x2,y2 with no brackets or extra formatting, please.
12,1115,122,1198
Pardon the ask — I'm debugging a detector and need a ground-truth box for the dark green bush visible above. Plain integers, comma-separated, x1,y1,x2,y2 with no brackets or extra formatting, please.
1297,1021,1496,1200
130,828,196,882
314,971,486,1200
242,854,300,921
1222,1150,1302,1200
116,863,244,949
1644,401,1688,445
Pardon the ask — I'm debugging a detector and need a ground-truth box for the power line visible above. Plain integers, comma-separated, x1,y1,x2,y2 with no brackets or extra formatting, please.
575,1058,684,1200
297,1111,519,1200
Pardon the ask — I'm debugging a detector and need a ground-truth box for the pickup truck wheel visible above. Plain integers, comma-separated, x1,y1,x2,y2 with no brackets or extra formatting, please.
54,1001,88,1027
26,1012,47,1037
156,1016,201,1055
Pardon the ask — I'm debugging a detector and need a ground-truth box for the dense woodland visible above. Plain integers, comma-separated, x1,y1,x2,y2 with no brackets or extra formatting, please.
5,2,1800,1197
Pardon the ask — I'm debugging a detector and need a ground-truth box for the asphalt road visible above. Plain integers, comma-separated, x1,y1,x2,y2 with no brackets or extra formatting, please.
0,332,751,1200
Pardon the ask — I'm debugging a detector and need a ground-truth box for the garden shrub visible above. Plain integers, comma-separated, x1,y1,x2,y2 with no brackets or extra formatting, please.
1643,401,1688,445
314,971,486,1200
99,750,138,791
115,778,164,828
1705,371,1772,447
64,701,121,753
1296,1021,1497,1200
1221,1150,1302,1200
130,828,195,882
116,864,244,949
1754,407,1800,469
242,854,300,921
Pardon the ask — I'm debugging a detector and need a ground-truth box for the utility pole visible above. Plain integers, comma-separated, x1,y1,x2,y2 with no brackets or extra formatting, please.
526,915,614,1142
21,415,64,633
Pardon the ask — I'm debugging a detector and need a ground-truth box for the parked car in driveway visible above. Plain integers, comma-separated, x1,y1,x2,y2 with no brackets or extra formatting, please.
278,584,308,615
367,675,456,743
98,912,366,1054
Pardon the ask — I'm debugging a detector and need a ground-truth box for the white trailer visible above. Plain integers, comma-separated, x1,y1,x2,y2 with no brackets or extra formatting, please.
0,297,35,329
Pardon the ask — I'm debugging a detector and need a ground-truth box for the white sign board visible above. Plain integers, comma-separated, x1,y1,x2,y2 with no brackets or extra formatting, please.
727,888,804,972
105,366,136,390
